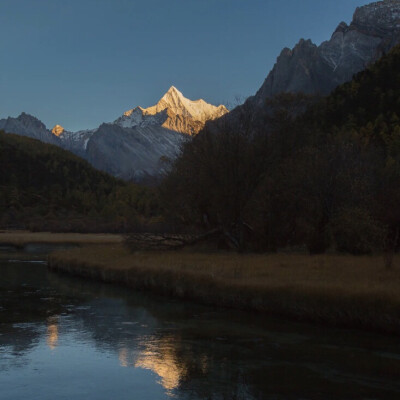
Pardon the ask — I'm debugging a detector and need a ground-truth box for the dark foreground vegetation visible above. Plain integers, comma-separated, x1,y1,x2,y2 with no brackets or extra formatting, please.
0,132,159,232
162,44,400,263
49,244,400,334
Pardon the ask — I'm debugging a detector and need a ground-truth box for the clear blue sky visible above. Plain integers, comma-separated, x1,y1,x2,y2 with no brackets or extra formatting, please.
0,0,372,131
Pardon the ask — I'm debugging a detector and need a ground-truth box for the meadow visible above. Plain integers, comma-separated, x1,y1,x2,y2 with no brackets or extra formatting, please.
0,230,123,247
48,244,400,334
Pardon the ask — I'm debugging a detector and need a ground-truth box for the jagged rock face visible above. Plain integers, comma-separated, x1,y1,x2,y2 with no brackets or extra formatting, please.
86,123,186,180
353,0,400,34
252,0,400,106
115,86,228,136
0,113,60,145
51,124,65,136
58,129,96,157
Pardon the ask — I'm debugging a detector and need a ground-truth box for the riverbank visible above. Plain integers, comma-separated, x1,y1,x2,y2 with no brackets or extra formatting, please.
48,244,400,334
0,230,123,248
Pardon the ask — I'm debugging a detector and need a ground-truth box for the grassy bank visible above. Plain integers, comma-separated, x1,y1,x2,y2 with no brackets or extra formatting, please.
48,244,400,334
0,230,123,247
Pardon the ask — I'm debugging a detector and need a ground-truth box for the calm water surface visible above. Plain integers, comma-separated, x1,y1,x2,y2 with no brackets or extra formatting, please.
1,246,400,399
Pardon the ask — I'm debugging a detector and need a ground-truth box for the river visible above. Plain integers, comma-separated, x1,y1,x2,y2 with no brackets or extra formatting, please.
1,245,400,399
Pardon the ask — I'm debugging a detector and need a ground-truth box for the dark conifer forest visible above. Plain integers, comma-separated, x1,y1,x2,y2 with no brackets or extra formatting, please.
0,132,159,232
162,44,400,255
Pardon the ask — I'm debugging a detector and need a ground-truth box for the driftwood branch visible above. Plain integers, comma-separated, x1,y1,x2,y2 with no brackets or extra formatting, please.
125,220,256,252
125,228,222,251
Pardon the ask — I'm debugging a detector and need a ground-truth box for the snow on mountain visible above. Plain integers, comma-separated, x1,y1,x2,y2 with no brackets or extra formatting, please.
115,86,228,135
58,128,96,154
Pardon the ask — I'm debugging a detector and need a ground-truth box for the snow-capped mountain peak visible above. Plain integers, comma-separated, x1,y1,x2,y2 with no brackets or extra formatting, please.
115,86,228,135
157,86,187,110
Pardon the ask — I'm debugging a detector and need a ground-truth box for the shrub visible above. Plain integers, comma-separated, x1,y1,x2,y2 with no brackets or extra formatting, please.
332,208,385,255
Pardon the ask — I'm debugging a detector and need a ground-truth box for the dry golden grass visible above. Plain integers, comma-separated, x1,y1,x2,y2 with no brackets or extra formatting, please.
49,244,400,333
0,230,123,246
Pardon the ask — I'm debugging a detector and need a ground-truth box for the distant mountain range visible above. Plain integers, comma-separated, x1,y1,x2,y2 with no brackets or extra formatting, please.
0,112,60,146
0,87,228,181
1,0,400,182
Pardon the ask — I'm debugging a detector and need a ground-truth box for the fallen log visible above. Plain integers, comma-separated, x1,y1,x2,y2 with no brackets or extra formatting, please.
125,228,222,252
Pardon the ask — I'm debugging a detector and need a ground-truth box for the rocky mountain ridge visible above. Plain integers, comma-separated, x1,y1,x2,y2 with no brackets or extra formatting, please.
251,0,400,106
0,113,60,145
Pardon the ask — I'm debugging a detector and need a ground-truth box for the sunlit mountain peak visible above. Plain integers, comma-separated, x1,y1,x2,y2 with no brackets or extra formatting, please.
117,86,228,135
52,124,65,136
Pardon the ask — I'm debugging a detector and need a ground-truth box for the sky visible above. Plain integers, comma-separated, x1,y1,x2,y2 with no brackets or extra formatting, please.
0,0,373,131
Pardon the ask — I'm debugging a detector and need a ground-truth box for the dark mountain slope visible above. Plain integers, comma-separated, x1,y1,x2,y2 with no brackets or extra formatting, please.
0,131,158,231
252,0,400,106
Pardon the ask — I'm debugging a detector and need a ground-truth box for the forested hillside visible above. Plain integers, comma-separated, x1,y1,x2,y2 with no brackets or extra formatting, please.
0,131,159,231
162,44,400,256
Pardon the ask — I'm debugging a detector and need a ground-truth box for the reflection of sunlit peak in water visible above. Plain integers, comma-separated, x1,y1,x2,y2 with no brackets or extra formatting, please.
135,352,182,391
118,347,131,368
134,338,187,392
46,316,59,350
119,348,128,367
